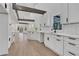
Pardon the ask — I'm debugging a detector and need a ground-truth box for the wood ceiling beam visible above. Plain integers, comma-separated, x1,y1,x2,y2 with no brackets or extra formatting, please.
18,19,35,22
12,3,46,14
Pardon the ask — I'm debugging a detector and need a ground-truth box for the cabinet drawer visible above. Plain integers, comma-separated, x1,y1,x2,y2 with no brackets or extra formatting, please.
64,41,79,56
64,48,79,56
44,34,51,46
44,34,51,41
64,49,77,56
64,37,79,44
54,38,64,55
54,35,64,40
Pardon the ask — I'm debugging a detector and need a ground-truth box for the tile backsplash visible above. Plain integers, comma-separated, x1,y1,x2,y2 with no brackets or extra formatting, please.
62,24,79,35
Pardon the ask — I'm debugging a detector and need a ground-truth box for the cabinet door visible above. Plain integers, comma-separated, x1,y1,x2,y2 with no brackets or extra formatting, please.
54,35,63,55
44,33,51,47
60,4,68,24
50,35,57,52
51,35,63,55
69,4,79,23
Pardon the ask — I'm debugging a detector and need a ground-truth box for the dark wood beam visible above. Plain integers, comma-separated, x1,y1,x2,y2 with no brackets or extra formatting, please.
12,3,46,14
18,19,35,22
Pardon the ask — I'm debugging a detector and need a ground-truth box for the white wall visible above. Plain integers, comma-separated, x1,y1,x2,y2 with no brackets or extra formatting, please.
0,4,8,55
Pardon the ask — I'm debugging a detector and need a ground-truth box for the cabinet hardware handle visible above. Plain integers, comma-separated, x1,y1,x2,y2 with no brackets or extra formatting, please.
47,37,49,40
69,37,76,40
66,18,68,22
56,39,61,41
5,3,7,8
32,32,33,33
68,42,76,46
9,38,10,41
56,35,61,37
68,52,76,56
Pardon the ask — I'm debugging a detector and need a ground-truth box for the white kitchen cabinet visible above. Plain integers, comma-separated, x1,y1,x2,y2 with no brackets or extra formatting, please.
64,36,79,56
51,35,64,55
40,33,44,42
29,32,35,40
64,49,77,56
60,4,68,24
56,3,79,24
44,33,51,47
69,4,79,23
64,41,79,56
28,31,44,43
44,33,64,55
64,37,79,44
27,32,31,39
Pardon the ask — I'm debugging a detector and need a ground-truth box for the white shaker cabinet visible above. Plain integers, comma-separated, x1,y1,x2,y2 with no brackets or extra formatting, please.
59,4,79,24
51,34,64,55
64,36,79,56
44,33,64,55
44,33,51,47
60,4,68,24
69,4,79,23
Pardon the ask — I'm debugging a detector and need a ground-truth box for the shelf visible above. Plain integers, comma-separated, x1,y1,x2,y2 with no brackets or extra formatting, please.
12,3,46,15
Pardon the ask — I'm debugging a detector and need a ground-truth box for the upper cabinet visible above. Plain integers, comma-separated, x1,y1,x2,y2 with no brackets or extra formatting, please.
60,3,79,24
69,4,79,23
60,4,68,24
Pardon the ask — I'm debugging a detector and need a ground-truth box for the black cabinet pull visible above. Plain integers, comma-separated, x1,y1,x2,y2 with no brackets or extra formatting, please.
47,37,49,40
68,52,76,56
68,42,76,46
32,32,34,34
9,38,10,41
56,35,61,37
56,39,61,41
5,3,7,8
66,18,68,22
69,37,76,40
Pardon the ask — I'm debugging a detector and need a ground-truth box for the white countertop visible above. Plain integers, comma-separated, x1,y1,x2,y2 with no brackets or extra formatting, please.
27,30,79,39
53,33,79,39
38,31,79,39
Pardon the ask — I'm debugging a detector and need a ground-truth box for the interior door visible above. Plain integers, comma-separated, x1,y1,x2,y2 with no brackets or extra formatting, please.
0,14,8,55
0,4,8,55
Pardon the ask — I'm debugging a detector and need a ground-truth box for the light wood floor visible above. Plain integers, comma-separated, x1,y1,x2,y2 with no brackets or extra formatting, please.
8,38,58,56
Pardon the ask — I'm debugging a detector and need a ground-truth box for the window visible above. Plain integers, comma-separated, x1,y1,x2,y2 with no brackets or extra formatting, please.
53,15,62,30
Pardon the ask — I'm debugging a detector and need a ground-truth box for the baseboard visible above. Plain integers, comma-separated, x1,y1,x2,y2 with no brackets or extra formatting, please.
0,54,8,56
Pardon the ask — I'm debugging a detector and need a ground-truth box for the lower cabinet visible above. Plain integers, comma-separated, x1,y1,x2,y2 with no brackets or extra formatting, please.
64,37,79,56
44,33,79,56
64,49,77,56
54,36,63,55
44,33,64,56
28,32,44,43
44,33,51,47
